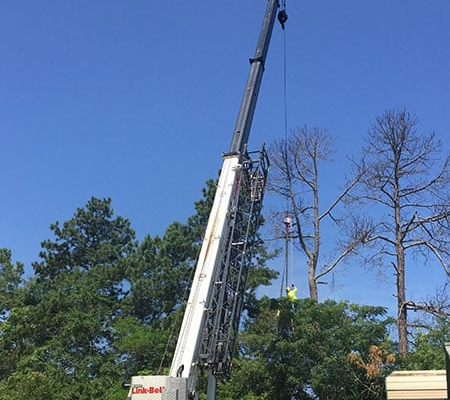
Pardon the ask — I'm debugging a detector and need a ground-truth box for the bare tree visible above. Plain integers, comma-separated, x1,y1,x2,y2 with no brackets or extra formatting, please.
268,126,364,302
351,109,450,357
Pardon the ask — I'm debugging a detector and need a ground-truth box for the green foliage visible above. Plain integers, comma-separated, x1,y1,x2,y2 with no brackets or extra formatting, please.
0,198,135,399
125,221,196,326
400,316,450,370
0,249,27,380
118,220,200,377
112,315,171,377
187,178,217,244
0,248,24,321
3,183,447,399
33,197,135,282
219,298,396,400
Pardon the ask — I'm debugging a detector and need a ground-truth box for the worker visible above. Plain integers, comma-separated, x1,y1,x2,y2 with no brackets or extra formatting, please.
286,284,297,301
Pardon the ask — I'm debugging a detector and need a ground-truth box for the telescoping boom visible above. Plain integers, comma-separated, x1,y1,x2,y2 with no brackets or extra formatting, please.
125,1,285,399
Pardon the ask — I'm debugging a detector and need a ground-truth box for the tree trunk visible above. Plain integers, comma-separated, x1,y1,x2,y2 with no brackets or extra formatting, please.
397,256,408,357
309,258,318,302
396,205,408,356
394,160,408,357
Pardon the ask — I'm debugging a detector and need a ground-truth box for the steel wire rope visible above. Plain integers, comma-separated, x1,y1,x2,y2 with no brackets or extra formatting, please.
277,1,294,299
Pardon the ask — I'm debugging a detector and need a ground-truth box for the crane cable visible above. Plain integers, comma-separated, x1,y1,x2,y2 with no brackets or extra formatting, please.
277,1,295,299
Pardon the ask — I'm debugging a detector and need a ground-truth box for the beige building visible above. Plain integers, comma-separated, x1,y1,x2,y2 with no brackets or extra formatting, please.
385,344,450,400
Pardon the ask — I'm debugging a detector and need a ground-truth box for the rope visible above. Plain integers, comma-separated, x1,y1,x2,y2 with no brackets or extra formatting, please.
282,3,292,290
278,4,292,297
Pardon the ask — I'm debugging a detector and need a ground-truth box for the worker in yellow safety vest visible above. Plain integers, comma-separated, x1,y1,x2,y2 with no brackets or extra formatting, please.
286,284,297,301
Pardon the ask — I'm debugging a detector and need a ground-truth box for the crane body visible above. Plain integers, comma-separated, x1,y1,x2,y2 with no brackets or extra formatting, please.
125,1,282,399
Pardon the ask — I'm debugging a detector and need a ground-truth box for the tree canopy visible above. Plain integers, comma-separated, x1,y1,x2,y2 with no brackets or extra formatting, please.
1,110,449,398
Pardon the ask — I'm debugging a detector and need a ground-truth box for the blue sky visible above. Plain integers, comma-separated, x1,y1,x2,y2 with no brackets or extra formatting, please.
1,1,449,313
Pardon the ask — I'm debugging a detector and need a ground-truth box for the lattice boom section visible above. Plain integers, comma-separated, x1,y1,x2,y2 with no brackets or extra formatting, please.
199,146,269,378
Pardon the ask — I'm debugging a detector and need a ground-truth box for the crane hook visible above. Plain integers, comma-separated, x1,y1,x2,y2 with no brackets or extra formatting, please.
277,9,288,30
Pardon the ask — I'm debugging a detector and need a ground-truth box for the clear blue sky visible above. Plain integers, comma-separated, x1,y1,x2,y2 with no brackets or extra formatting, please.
1,1,449,312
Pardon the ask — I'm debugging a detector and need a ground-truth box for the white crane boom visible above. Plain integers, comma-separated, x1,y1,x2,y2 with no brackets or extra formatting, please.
125,1,284,398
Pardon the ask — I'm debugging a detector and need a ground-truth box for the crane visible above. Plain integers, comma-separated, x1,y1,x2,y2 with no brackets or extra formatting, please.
125,1,286,399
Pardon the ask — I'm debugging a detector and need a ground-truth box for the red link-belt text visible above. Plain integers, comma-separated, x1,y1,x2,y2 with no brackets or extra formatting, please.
132,386,165,395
